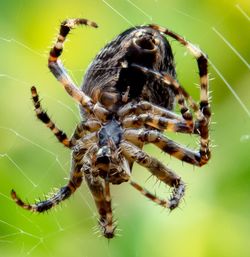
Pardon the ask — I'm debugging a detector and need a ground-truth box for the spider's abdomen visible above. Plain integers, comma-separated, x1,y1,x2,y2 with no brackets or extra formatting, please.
81,26,177,115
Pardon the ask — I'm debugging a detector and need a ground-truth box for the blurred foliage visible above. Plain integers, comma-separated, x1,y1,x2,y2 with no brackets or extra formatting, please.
0,0,249,257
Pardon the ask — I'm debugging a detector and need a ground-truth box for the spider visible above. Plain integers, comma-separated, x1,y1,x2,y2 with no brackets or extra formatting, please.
11,18,211,238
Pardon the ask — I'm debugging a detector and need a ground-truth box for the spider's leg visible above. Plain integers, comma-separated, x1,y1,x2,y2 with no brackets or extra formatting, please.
104,180,114,237
130,180,168,208
70,119,101,146
130,64,210,161
131,64,196,123
118,100,183,120
123,114,194,134
124,129,209,166
149,24,211,156
121,141,185,210
31,86,71,147
149,24,209,108
84,171,115,238
81,144,115,239
11,133,98,212
11,158,83,212
48,18,97,113
31,86,101,148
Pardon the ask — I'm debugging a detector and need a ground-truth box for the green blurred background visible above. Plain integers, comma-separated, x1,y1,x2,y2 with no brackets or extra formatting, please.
0,0,249,256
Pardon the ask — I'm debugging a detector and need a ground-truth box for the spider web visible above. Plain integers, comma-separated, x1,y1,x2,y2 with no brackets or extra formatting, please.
0,1,250,257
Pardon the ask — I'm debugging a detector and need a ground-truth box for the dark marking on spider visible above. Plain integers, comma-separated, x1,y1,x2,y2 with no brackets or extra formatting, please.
11,18,211,239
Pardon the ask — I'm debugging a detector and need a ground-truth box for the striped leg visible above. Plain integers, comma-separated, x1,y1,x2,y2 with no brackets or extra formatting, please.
121,141,185,210
117,100,183,120
11,158,83,212
124,129,210,166
128,64,210,161
122,114,194,133
149,24,209,109
82,145,115,238
48,18,97,112
149,24,209,102
104,180,114,237
70,119,101,146
31,86,71,147
130,180,168,208
10,134,97,212
131,64,197,123
149,24,211,154
84,173,115,238
31,86,101,148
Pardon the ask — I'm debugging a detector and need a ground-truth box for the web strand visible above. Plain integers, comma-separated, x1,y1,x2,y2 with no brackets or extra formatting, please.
0,37,46,59
209,60,250,118
125,0,152,21
212,27,250,69
102,0,136,27
235,4,250,21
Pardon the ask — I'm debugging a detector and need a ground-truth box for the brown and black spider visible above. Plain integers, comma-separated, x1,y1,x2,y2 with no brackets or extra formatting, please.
11,18,211,238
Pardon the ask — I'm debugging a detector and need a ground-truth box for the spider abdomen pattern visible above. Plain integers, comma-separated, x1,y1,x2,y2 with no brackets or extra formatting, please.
82,26,176,114
11,18,211,239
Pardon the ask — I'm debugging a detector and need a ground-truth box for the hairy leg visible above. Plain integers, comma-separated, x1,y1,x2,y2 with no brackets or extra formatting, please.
122,113,193,133
124,128,209,166
48,18,97,112
131,64,196,123
121,141,185,210
118,100,183,120
31,86,101,148
31,86,71,147
127,64,211,161
11,158,83,212
84,174,115,238
82,146,116,238
130,180,168,208
149,24,211,156
11,132,99,212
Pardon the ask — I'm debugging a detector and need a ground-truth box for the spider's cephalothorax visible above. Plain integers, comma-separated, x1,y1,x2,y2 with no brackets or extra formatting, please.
95,118,130,185
11,18,211,239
